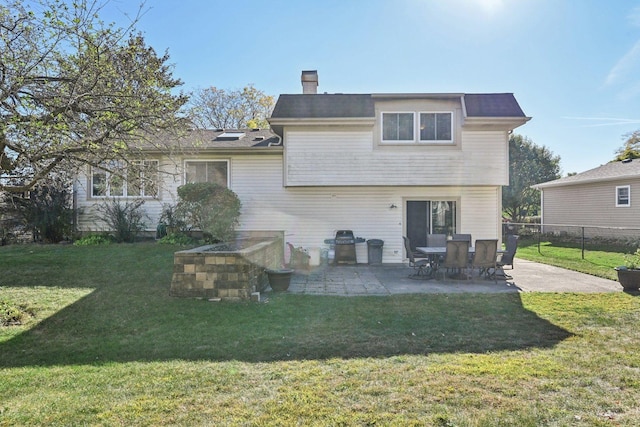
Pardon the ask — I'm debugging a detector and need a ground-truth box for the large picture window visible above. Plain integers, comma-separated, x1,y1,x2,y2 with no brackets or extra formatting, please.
91,160,158,198
185,160,228,187
420,112,452,142
616,185,630,207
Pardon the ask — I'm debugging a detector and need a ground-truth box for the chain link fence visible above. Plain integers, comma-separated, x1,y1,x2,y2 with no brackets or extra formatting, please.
502,222,640,258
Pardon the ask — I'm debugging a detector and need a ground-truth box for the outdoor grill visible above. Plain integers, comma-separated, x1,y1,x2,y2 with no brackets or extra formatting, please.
334,230,357,264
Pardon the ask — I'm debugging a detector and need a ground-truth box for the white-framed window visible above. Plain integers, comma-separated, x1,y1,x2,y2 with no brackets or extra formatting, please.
381,111,454,143
185,160,229,187
616,185,631,207
382,112,414,142
91,160,158,198
419,112,453,143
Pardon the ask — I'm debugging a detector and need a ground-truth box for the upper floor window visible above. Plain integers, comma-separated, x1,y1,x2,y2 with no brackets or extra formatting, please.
91,160,158,198
185,160,228,187
382,113,414,141
381,111,453,143
420,112,452,142
616,185,630,207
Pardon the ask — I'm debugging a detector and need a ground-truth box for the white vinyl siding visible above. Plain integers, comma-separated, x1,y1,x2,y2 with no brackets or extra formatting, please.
541,180,640,229
284,129,509,186
76,153,503,261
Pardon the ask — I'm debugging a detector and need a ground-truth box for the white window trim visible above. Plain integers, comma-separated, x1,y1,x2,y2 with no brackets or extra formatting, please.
418,111,454,144
616,185,631,207
184,159,230,187
90,160,159,198
381,112,416,143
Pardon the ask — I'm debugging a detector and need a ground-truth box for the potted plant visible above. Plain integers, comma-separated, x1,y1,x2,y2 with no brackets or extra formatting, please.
615,248,640,291
265,267,294,291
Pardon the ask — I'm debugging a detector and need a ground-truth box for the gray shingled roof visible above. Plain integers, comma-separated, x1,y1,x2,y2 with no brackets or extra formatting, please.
270,93,526,119
534,159,640,188
271,94,375,118
464,93,526,117
148,128,280,151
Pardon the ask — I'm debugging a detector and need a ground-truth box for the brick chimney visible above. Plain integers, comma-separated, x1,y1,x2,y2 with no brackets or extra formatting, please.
301,70,318,94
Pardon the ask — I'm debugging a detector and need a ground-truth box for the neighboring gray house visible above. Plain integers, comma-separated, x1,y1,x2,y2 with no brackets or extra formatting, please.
75,70,531,263
533,158,640,236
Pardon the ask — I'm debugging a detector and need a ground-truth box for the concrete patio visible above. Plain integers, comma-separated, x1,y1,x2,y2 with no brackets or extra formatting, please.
279,258,622,296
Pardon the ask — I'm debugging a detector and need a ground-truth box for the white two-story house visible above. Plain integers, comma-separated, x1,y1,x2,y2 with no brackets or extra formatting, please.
74,70,530,264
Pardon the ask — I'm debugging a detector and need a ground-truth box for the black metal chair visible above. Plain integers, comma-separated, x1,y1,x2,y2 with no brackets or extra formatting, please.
497,235,519,270
403,236,432,279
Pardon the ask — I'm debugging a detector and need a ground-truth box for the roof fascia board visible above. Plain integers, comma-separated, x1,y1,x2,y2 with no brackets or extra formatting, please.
463,116,531,130
371,93,464,99
267,117,376,126
533,174,639,189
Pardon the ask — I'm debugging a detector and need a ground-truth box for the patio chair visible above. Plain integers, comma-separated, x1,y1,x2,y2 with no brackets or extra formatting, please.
426,233,447,247
441,240,470,280
497,235,519,270
452,233,472,243
403,236,432,279
471,239,498,283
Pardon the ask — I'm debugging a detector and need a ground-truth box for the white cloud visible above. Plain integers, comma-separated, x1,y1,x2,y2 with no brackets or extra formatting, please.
605,39,640,86
562,116,640,127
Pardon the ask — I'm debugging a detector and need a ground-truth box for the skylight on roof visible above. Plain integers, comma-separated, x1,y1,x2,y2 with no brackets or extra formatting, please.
217,132,245,141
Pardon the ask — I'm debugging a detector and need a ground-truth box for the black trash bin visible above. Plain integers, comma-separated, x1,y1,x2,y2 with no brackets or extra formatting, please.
367,239,384,264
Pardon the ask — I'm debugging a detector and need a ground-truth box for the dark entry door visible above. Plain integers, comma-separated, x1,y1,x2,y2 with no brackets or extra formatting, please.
406,201,429,252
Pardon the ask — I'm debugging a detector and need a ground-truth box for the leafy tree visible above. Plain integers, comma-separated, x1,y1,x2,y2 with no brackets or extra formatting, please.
613,130,640,161
503,134,561,222
187,85,275,129
176,183,241,243
0,0,188,193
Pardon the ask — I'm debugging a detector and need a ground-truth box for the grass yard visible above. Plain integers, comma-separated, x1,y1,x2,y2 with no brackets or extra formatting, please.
1,243,639,425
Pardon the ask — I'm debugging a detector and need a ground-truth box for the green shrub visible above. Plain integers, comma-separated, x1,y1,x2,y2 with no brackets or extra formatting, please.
96,198,147,243
73,234,114,246
4,175,74,243
157,233,197,245
176,183,241,243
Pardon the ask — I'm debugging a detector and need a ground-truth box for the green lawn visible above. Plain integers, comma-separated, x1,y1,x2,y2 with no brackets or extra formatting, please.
1,243,639,425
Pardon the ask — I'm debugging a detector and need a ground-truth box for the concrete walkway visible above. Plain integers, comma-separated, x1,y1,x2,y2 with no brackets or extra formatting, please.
282,258,622,296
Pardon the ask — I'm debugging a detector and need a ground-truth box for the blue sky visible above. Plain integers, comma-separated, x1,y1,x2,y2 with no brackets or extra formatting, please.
103,0,640,175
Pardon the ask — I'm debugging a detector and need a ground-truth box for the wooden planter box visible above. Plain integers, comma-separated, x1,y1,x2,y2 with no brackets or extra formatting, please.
615,268,640,291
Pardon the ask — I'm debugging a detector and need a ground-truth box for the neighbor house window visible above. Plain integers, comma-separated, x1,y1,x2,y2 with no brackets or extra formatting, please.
185,160,228,187
616,185,630,207
382,112,414,142
420,112,453,142
91,160,158,198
